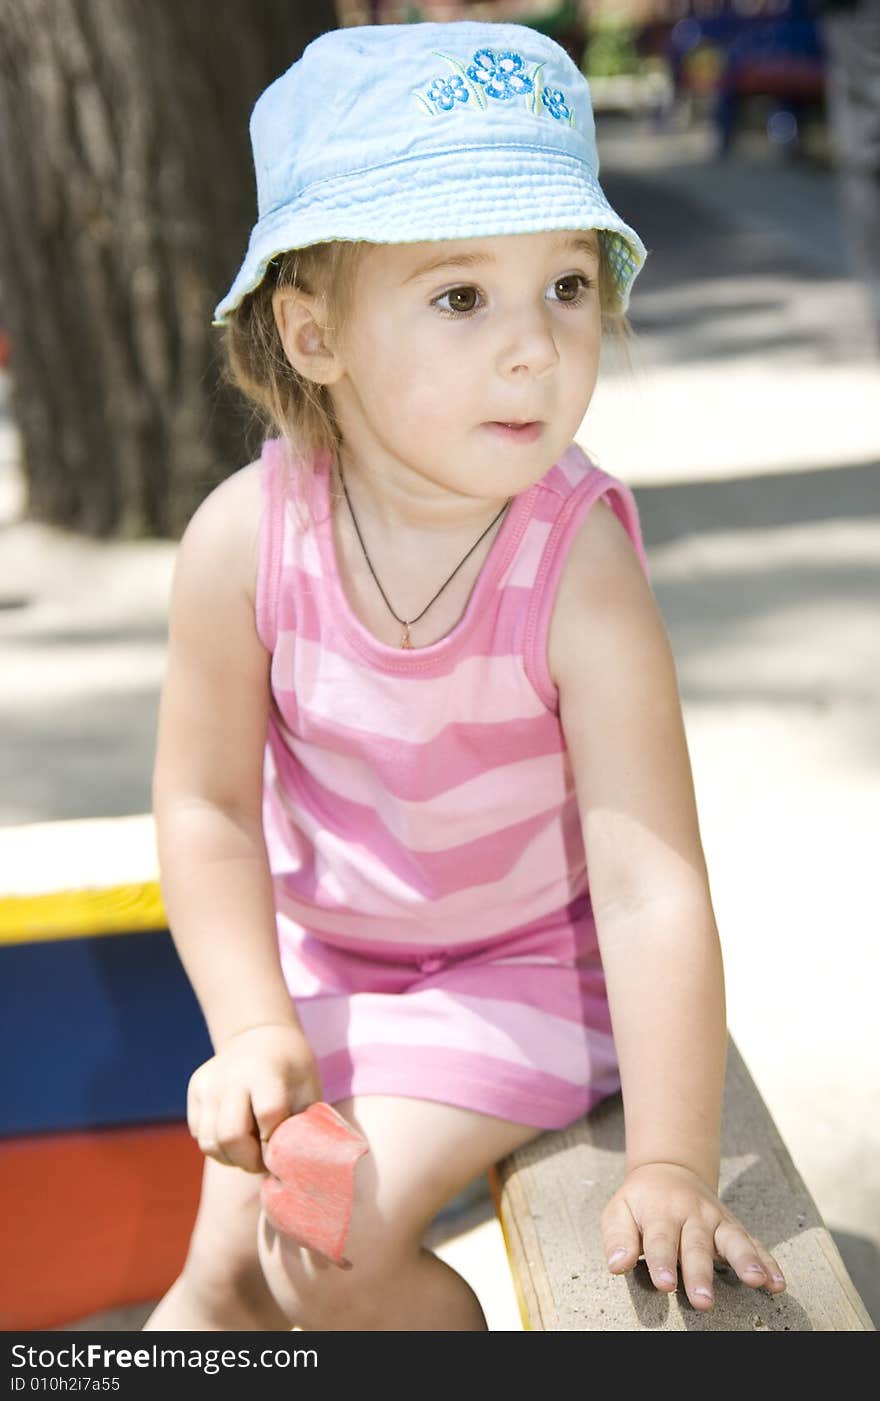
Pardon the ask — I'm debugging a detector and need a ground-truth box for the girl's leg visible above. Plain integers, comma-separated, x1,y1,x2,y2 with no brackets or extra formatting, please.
142,1154,290,1331
258,1094,544,1331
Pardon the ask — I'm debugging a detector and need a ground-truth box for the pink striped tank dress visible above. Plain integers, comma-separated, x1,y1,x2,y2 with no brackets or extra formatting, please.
256,434,651,1130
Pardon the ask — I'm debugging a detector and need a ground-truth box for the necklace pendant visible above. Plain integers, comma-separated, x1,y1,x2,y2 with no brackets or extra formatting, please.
401,622,412,649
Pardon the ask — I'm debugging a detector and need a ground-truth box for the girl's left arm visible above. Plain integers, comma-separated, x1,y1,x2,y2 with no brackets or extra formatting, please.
550,498,787,1312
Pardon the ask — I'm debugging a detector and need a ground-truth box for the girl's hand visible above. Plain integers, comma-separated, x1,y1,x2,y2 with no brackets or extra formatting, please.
186,1022,324,1174
601,1162,787,1311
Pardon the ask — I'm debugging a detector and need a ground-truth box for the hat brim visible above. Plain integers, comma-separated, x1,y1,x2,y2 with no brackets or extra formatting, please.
211,146,646,326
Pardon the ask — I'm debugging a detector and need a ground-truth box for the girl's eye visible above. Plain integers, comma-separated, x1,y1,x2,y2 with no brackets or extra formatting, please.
436,285,480,316
550,274,593,305
432,274,593,318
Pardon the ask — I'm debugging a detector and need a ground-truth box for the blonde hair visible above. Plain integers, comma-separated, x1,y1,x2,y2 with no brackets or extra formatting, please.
217,234,635,523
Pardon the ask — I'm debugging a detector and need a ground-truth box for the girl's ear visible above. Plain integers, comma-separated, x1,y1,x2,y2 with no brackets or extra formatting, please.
272,287,344,385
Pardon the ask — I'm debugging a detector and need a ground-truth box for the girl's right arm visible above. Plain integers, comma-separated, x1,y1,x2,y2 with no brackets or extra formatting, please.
152,465,322,1173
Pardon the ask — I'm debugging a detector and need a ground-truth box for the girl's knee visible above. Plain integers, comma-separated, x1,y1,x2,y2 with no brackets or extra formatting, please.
255,1094,540,1328
257,1198,416,1330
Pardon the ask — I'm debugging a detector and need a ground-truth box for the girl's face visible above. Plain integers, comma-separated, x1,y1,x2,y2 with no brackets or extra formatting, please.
328,229,603,520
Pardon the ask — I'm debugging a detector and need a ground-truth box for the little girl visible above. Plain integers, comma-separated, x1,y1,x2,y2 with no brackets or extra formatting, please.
144,20,787,1331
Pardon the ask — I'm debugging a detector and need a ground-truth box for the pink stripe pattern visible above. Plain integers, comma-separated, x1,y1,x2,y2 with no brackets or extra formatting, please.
257,437,651,1129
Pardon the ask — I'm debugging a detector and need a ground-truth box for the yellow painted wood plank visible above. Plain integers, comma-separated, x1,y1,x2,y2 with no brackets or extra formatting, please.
0,882,167,945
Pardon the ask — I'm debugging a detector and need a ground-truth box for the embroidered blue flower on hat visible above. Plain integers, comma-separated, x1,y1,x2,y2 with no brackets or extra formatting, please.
466,48,532,100
413,46,574,126
426,74,469,110
541,87,571,121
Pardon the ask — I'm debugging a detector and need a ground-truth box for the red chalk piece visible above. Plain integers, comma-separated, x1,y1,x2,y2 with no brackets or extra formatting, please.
260,1102,369,1269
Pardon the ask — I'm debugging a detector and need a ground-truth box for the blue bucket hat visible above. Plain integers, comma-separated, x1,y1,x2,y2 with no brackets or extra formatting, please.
212,20,648,327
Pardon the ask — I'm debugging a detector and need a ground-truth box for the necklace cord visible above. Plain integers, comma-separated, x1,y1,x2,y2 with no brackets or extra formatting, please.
338,461,512,647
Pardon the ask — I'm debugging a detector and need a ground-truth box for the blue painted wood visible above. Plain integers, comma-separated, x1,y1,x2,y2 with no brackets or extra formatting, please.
0,929,212,1134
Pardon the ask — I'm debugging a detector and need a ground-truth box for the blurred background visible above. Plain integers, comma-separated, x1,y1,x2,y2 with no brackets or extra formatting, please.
0,0,877,1331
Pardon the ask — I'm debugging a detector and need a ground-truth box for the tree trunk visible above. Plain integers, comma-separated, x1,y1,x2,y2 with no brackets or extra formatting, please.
0,0,338,537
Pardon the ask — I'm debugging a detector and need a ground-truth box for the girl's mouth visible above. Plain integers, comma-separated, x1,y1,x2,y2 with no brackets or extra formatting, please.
484,421,543,443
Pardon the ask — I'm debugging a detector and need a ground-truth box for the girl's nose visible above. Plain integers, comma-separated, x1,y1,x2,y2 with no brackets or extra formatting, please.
500,322,560,378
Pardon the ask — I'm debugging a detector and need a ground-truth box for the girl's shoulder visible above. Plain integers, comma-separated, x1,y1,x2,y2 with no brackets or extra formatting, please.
547,494,653,693
178,457,264,610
